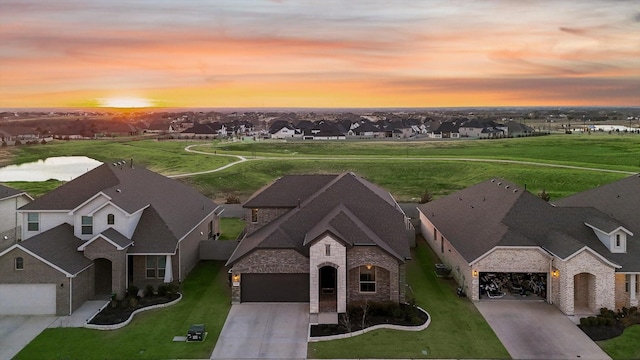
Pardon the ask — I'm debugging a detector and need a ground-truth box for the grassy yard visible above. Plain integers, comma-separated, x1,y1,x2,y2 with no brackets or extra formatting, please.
15,261,231,360
307,238,510,359
218,217,245,240
598,325,640,360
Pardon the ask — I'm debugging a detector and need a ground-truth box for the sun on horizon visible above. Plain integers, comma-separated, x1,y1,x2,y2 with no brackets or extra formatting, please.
98,97,154,108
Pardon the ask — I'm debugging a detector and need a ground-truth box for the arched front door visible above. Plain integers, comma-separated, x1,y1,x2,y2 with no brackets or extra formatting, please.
319,265,337,312
574,272,596,313
94,258,112,298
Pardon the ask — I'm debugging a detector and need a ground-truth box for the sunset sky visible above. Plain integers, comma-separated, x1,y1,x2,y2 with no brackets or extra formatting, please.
1,0,639,108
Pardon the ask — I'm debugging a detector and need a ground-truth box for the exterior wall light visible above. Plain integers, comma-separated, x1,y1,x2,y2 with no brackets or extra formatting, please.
552,270,559,278
232,274,240,286
472,270,478,277
365,264,372,270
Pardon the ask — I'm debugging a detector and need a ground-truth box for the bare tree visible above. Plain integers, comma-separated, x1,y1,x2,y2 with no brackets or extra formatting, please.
537,189,551,202
340,312,352,335
360,300,370,330
419,188,433,204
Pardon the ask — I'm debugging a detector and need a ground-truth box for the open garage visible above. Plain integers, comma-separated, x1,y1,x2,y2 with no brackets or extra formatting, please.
0,284,56,315
479,272,548,300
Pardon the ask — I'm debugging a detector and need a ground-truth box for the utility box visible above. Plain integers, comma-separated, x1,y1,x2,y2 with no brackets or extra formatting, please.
187,324,205,342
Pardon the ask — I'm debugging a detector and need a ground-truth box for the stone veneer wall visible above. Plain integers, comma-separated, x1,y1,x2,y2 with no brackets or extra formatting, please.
554,250,616,315
309,235,347,313
346,246,401,304
244,208,291,235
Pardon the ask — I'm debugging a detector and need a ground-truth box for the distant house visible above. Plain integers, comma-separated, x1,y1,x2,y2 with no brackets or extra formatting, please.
269,121,301,139
0,163,220,315
227,173,413,322
503,121,534,137
181,122,225,138
432,121,460,139
417,175,640,316
0,185,33,248
145,120,176,134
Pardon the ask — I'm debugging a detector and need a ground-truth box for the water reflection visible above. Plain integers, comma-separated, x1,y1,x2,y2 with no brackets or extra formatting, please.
0,156,102,182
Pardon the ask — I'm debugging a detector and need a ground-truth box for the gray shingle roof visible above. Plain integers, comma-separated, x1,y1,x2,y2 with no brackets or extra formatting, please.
0,184,26,200
19,224,92,275
228,173,410,265
243,174,337,208
100,228,133,249
418,177,639,271
21,163,218,243
128,206,178,254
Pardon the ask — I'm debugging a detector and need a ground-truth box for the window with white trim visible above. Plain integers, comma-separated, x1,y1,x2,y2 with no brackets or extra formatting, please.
107,214,115,225
146,255,167,279
325,244,331,256
251,208,258,223
615,234,621,247
27,213,39,231
625,275,640,293
359,265,376,292
15,257,24,270
81,216,93,234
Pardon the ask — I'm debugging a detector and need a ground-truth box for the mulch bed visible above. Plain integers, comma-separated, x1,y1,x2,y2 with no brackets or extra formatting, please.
310,304,428,337
578,323,625,341
89,294,180,325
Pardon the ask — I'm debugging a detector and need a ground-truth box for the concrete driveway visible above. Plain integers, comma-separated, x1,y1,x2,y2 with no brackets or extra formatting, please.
211,303,309,359
0,316,57,360
476,301,611,360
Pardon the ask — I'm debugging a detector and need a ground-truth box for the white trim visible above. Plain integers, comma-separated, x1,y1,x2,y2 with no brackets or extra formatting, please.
77,234,132,251
87,200,135,217
68,192,112,215
0,244,75,277
585,223,634,236
562,246,622,269
470,246,552,266
0,192,34,202
18,209,69,213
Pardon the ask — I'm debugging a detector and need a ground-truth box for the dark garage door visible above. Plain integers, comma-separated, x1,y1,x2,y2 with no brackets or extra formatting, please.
241,273,309,302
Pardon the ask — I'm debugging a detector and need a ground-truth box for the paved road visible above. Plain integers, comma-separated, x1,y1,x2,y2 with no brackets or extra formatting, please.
211,303,309,359
170,143,636,179
476,301,611,360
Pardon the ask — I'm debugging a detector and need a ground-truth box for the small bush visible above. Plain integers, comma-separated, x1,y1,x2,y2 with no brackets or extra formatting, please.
225,194,241,204
127,286,139,298
588,316,598,326
157,285,169,297
145,285,154,297
605,318,615,326
580,317,589,326
597,317,607,326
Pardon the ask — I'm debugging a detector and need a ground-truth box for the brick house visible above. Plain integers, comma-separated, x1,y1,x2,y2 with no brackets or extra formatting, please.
226,173,413,321
417,175,639,316
0,162,220,315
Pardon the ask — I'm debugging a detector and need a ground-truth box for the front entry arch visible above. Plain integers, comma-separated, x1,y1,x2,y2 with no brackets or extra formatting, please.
94,258,112,297
319,265,337,312
574,272,596,313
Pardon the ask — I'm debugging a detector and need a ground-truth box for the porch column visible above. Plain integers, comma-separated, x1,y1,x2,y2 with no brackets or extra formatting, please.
163,255,173,283
631,274,638,307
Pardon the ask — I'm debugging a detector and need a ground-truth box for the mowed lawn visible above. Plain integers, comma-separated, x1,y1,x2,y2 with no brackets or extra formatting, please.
598,325,640,360
15,261,231,360
307,238,510,359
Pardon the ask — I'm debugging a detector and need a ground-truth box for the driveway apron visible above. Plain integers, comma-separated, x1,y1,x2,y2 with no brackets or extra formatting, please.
211,303,309,359
0,316,57,360
476,301,611,360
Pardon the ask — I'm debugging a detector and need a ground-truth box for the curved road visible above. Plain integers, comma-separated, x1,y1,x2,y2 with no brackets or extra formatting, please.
168,143,636,179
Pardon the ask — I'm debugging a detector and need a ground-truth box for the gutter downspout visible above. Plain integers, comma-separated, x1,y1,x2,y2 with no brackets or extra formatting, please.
69,277,73,316
548,258,553,305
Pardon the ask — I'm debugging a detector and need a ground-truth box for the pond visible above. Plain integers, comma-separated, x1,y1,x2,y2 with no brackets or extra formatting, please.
0,156,102,182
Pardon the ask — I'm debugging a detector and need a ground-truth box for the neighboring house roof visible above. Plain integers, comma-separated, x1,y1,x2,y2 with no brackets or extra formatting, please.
21,163,218,243
228,173,410,265
417,177,639,271
181,123,221,134
0,184,31,201
6,223,92,276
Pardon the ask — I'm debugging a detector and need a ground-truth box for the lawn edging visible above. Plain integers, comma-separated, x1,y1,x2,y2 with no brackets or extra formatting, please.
308,306,431,342
85,293,183,330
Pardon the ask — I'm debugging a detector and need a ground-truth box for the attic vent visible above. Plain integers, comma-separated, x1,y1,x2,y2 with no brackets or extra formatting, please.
513,189,518,193
116,189,121,193
497,182,502,186
505,185,510,189
491,179,496,182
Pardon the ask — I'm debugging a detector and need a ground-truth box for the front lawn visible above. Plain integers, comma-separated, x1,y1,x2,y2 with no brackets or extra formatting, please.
598,325,640,360
15,261,231,360
307,238,510,359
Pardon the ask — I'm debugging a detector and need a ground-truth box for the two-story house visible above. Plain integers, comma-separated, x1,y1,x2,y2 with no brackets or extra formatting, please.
226,173,413,323
0,184,33,249
0,162,220,315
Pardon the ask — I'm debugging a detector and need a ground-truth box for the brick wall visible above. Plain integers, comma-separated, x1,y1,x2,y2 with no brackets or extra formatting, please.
309,236,347,313
130,255,179,290
244,208,291,235
0,247,71,315
232,249,309,273
83,238,127,299
554,250,616,315
346,246,401,303
72,266,94,313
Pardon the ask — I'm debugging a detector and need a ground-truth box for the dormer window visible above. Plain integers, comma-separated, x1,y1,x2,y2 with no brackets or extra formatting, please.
27,213,39,231
81,216,93,235
107,214,115,225
615,234,621,247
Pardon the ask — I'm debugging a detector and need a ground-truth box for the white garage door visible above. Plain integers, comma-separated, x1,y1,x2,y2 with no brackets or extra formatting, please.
0,284,56,315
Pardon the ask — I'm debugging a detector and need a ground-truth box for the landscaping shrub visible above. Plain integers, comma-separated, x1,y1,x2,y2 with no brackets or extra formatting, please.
157,285,169,297
145,285,154,297
127,286,139,298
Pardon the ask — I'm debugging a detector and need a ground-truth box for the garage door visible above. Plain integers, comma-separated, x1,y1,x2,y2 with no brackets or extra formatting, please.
241,274,309,302
0,284,56,315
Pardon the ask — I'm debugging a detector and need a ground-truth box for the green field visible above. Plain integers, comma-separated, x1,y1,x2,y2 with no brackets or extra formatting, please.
4,134,637,202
